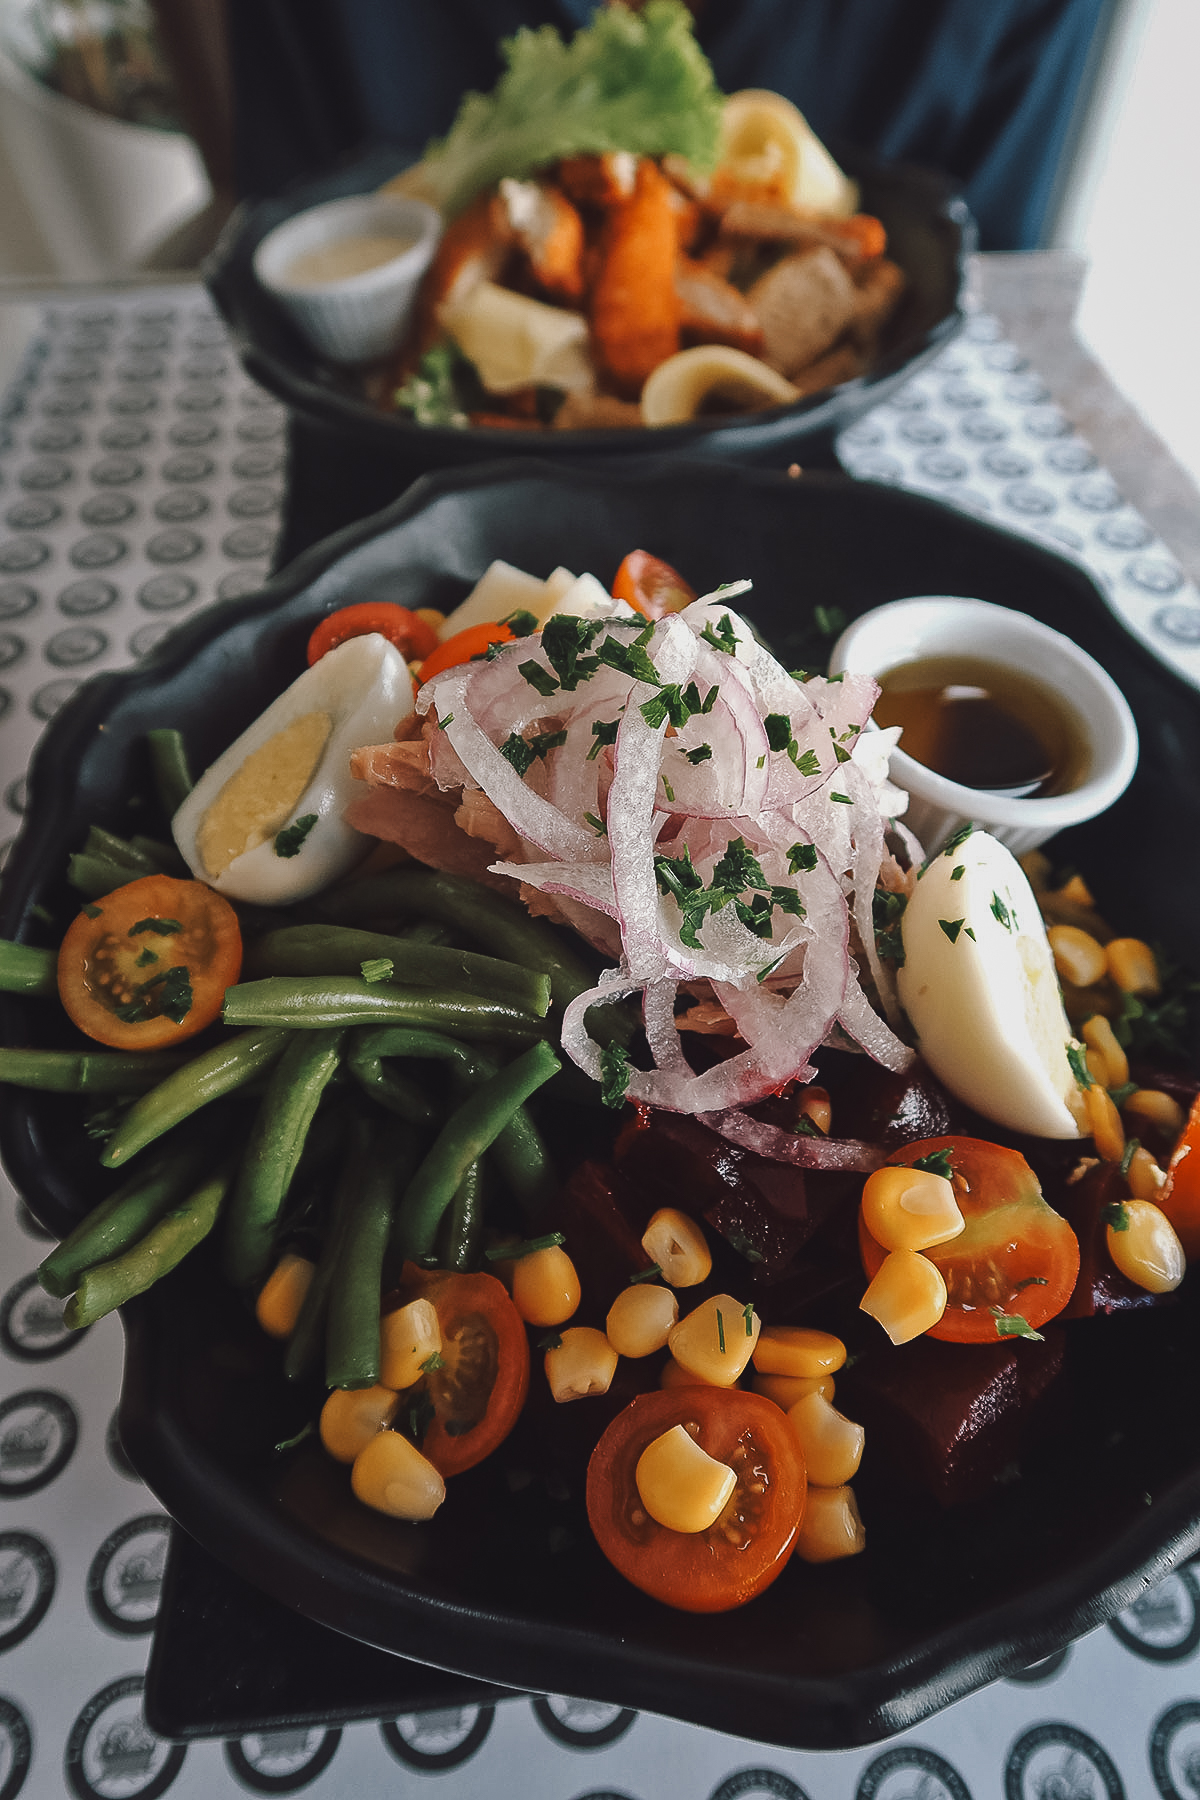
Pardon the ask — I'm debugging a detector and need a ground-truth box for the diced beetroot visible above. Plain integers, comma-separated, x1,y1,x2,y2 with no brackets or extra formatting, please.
552,1160,656,1323
1057,1160,1171,1318
813,1050,955,1150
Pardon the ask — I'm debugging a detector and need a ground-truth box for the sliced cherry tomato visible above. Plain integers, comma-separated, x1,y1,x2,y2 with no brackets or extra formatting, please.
586,1386,806,1613
611,551,697,620
395,1264,529,1476
417,620,516,685
858,1136,1080,1344
307,602,439,668
1159,1092,1200,1259
57,874,242,1050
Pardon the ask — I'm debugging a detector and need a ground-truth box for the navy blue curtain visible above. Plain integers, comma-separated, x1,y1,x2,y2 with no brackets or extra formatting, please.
228,0,1115,250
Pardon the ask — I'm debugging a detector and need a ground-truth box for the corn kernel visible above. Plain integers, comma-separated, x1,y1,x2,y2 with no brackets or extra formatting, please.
511,1245,581,1327
351,1429,445,1520
860,1166,964,1253
255,1252,315,1340
1081,1014,1129,1089
794,1484,865,1563
635,1424,736,1533
796,1086,832,1134
1106,937,1160,995
1056,873,1096,908
1123,1089,1185,1136
751,1371,835,1409
379,1299,441,1391
606,1284,678,1357
787,1391,865,1486
544,1326,618,1402
320,1385,398,1463
1084,1082,1125,1163
1126,1146,1167,1202
1047,924,1107,988
414,607,445,634
752,1325,846,1379
642,1208,712,1287
1106,1199,1185,1294
668,1294,760,1386
659,1354,719,1390
860,1249,947,1345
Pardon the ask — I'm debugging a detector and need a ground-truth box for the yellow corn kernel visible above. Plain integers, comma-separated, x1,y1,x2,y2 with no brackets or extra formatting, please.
320,1385,398,1464
859,1165,964,1253
1106,937,1159,995
1056,873,1096,908
511,1245,581,1327
860,1249,947,1345
1126,1145,1166,1202
668,1294,760,1386
786,1391,864,1486
659,1354,719,1390
752,1325,845,1379
796,1085,832,1134
794,1484,865,1563
642,1208,712,1287
1047,924,1107,988
1106,1199,1185,1293
1081,1014,1129,1089
379,1299,441,1391
606,1283,678,1357
1084,1082,1125,1163
413,607,445,634
752,1370,835,1409
544,1326,618,1402
1123,1088,1185,1136
351,1429,445,1520
635,1423,736,1533
255,1252,315,1339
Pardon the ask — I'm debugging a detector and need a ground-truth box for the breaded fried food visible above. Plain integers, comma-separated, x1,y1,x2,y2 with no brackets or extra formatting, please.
558,151,638,207
848,256,906,347
719,200,886,273
552,392,644,430
591,159,682,397
791,342,866,396
746,245,858,379
499,178,586,303
414,191,513,354
674,258,765,356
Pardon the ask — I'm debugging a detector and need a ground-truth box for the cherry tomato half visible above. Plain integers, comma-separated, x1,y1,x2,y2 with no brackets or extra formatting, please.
307,602,439,668
858,1136,1080,1344
1159,1092,1200,1259
417,620,516,685
57,874,242,1050
611,551,697,621
396,1264,529,1476
586,1386,806,1612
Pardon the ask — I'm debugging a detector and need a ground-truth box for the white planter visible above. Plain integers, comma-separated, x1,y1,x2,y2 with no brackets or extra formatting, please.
0,46,209,278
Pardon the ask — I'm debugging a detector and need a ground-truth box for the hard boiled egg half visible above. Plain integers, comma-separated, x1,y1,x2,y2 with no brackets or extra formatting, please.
897,828,1086,1139
173,633,413,904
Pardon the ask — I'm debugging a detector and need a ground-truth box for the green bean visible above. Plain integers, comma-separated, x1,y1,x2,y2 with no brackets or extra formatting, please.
241,925,551,1017
64,1159,233,1329
283,1121,366,1383
101,1028,288,1169
392,1041,561,1259
223,977,547,1043
0,940,57,997
0,1045,190,1093
85,826,160,875
345,1048,437,1126
147,728,193,816
437,1158,484,1272
68,852,142,900
130,836,189,877
326,1118,417,1389
40,1128,208,1297
399,920,453,947
224,1029,346,1289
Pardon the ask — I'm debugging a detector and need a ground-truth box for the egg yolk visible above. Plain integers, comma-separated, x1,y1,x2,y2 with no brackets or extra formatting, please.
197,710,332,877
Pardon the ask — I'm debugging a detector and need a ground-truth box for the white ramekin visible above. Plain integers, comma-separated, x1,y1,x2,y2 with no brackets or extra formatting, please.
829,595,1139,855
252,193,442,366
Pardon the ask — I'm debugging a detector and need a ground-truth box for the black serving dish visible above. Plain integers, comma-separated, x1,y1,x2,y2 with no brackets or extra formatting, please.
3,460,1200,1751
207,143,973,554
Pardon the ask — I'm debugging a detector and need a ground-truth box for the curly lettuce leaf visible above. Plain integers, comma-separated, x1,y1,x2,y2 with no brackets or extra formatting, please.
397,0,723,218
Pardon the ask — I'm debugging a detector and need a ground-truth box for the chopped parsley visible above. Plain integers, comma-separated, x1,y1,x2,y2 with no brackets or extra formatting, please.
537,1332,564,1351
114,962,193,1026
913,1148,955,1180
135,948,159,968
684,743,712,764
764,712,820,775
588,717,621,759
699,612,739,653
128,917,181,936
950,864,965,881
500,608,538,638
829,791,852,804
600,1042,633,1109
942,822,976,856
629,1264,662,1284
939,918,966,943
594,623,658,684
541,614,605,689
275,814,318,858
990,892,1013,931
743,1301,756,1336
584,812,607,835
519,660,560,697
419,1352,445,1373
1066,1042,1094,1089
82,903,102,920
485,1231,565,1261
787,842,818,874
1102,1200,1131,1231
716,1308,726,1354
654,837,803,950
499,728,568,775
874,889,907,965
360,958,393,984
1119,1136,1140,1178
991,1307,1044,1341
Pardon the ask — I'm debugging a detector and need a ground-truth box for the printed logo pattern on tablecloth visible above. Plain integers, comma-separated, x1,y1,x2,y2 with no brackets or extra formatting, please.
224,1728,342,1794
379,1705,495,1770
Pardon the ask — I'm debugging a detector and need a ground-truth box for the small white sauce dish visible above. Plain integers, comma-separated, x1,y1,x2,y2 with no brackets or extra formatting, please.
252,193,442,366
829,595,1139,855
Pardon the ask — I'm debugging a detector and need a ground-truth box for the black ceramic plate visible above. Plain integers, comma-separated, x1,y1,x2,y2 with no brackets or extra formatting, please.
3,461,1200,1752
207,143,973,493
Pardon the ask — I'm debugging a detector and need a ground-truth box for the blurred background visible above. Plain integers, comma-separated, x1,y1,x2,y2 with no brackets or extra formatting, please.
0,0,1194,481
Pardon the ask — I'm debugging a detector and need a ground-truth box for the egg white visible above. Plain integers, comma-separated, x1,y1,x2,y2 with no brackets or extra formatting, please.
173,633,413,904
896,829,1084,1138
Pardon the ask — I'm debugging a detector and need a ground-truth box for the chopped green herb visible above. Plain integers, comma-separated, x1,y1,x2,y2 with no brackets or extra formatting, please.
629,1264,662,1284
787,842,818,875
813,604,846,639
519,660,560,697
485,1231,566,1261
873,888,907,966
537,1332,563,1351
1108,1081,1137,1107
756,953,786,984
436,710,454,729
941,822,976,856
742,1301,756,1336
584,812,607,835
600,1042,633,1109
990,892,1013,931
716,1308,726,1354
1013,1275,1049,1292
1119,1136,1140,1178
595,623,658,684
128,917,181,936
500,728,568,775
360,957,394,984
756,755,765,769
661,777,675,802
699,612,738,653
913,1148,955,1179
1102,1200,1131,1232
134,948,159,968
830,791,852,804
833,741,852,764
274,1422,316,1454
114,962,193,1026
501,608,538,638
991,1308,1044,1341
939,918,966,943
790,669,811,683
82,903,102,920
1067,1042,1094,1089
274,814,318,858
765,714,792,753
950,864,965,881
542,614,604,689
394,342,470,428
588,717,621,759
684,743,712,764
419,1352,445,1373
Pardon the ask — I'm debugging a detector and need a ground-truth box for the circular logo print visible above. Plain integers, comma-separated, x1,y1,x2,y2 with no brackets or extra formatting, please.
710,1772,812,1800
167,419,218,448
1004,1724,1124,1800
138,575,195,613
0,540,49,575
0,1273,81,1361
65,1676,184,1800
161,451,214,484
86,1516,169,1636
0,1391,77,1496
13,1200,51,1242
1109,1568,1200,1661
1006,1646,1072,1685
0,585,37,620
216,569,265,601
153,491,208,525
7,499,61,532
0,1696,31,1800
129,623,176,660
44,627,108,669
80,494,136,529
531,1697,637,1750
222,524,276,561
98,423,150,452
0,1530,56,1651
0,635,24,672
175,384,222,413
145,529,202,566
105,1412,141,1483
32,677,81,720
59,578,118,617
223,1728,340,1794
68,533,126,571
1150,1699,1200,1799
380,1706,494,1771
856,1746,972,1799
